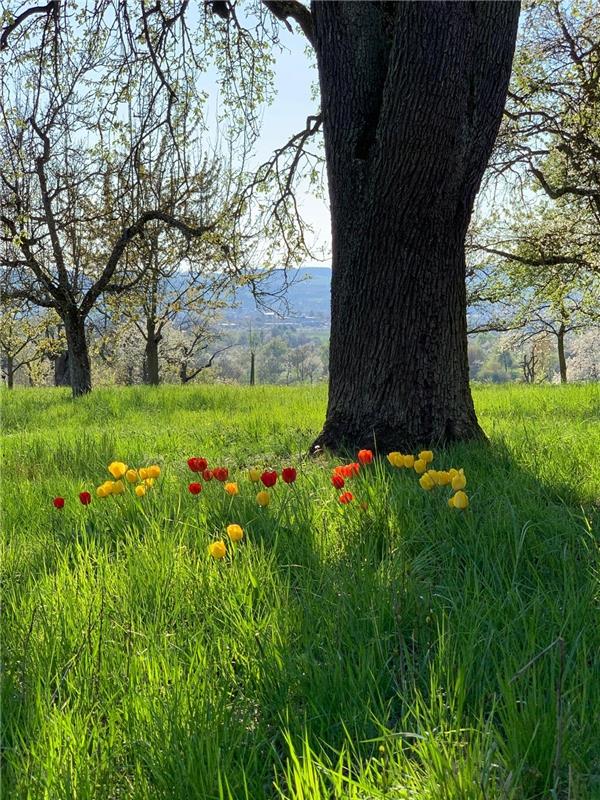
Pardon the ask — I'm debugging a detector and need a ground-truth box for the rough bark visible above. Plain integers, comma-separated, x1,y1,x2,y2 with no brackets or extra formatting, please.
557,324,567,384
310,1,520,453
63,312,92,396
144,323,161,386
54,351,70,387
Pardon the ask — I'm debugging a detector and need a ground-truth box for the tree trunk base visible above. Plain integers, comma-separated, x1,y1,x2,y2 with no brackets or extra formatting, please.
309,413,486,457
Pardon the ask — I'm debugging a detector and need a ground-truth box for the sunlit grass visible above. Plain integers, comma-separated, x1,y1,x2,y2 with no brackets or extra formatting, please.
1,383,599,799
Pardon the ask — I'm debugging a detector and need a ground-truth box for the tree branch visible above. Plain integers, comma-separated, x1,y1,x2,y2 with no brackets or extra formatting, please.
262,1,314,47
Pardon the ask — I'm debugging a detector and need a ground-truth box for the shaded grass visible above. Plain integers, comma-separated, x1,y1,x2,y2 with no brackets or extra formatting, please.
1,383,599,799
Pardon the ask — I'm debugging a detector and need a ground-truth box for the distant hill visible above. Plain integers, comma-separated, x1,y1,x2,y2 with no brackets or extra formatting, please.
226,267,331,321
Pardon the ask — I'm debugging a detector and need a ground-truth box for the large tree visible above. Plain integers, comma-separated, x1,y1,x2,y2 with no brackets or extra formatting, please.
305,2,520,450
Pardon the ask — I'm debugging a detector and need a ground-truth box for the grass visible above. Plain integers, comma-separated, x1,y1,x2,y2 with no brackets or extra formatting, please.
1,383,599,799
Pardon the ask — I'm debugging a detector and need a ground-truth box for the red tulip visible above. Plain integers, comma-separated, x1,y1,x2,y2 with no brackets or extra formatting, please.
339,492,353,504
358,449,374,465
188,482,202,495
79,491,91,506
349,462,361,475
187,457,208,473
261,470,278,488
213,467,229,482
202,469,213,481
53,497,65,509
281,467,297,484
331,474,345,490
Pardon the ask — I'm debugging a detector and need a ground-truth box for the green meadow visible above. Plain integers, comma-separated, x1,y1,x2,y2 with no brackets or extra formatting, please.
1,384,599,799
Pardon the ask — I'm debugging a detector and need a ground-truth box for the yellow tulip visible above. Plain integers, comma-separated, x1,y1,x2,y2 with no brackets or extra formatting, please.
112,480,125,495
451,472,467,491
125,469,138,483
96,485,109,498
448,496,455,508
419,473,435,491
101,481,115,495
144,478,155,488
436,471,451,486
147,465,161,479
224,482,239,496
135,485,146,498
226,524,244,542
256,491,270,507
419,450,433,464
448,468,458,479
108,461,127,479
387,452,404,468
248,467,261,483
403,454,415,468
453,490,469,509
413,458,426,474
208,540,227,559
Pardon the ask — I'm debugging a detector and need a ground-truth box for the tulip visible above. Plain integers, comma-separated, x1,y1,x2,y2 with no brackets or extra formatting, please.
187,457,208,473
261,470,277,488
147,465,161,479
419,473,435,491
226,524,244,542
139,468,149,480
419,450,434,464
256,490,270,507
387,452,404,468
53,497,65,509
339,491,353,504
331,474,345,490
208,540,227,559
453,490,469,509
436,471,451,486
188,482,202,495
112,480,125,495
125,469,138,483
202,469,213,481
96,485,109,498
248,467,261,483
108,461,127,479
451,472,467,491
281,467,297,484
224,482,239,496
413,459,427,474
79,491,92,505
135,485,146,498
403,455,415,468
144,478,155,488
213,467,229,482
357,449,373,465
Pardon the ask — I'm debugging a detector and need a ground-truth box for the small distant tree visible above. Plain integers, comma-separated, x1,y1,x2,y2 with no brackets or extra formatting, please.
470,202,599,383
0,300,63,387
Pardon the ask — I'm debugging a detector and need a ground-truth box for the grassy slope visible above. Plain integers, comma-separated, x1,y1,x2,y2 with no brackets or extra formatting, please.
1,384,599,799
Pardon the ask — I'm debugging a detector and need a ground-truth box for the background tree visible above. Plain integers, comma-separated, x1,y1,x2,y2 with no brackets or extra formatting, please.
0,6,224,396
0,299,63,387
470,202,599,382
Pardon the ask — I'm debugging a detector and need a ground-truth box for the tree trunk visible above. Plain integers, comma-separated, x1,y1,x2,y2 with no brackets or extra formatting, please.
54,351,70,387
64,313,92,396
250,351,255,385
4,355,14,389
310,1,520,453
144,322,161,386
557,324,567,384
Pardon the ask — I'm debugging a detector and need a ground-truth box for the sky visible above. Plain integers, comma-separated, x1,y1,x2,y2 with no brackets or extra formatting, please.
203,20,332,267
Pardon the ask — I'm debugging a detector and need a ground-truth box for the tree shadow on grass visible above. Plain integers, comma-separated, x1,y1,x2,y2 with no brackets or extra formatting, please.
180,441,600,799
